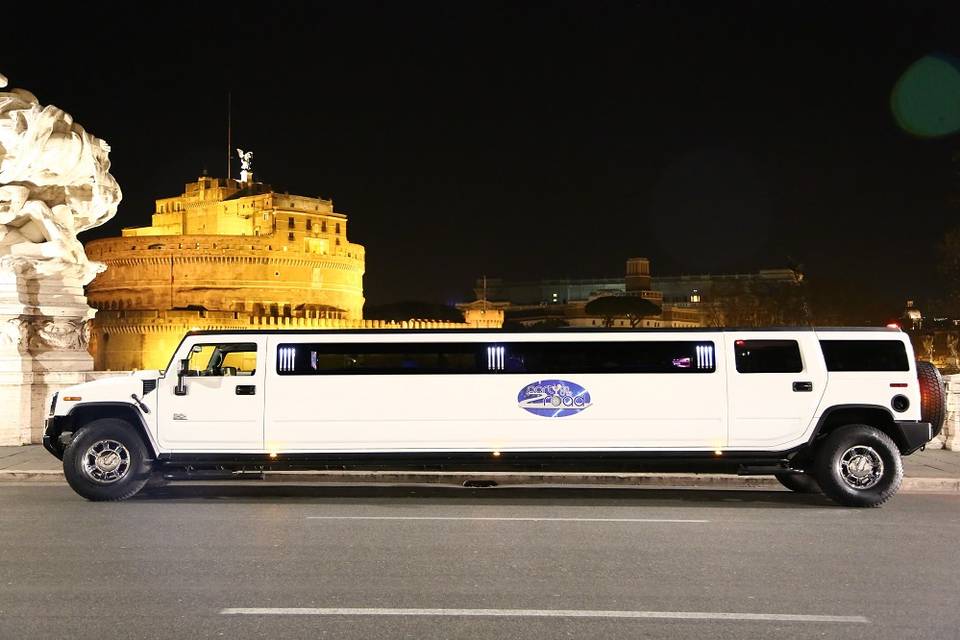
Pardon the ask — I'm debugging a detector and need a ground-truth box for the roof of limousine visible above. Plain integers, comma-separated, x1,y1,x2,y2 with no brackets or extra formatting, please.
184,326,902,337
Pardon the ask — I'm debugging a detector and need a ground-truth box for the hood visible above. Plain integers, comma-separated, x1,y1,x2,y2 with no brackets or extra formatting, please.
52,372,158,417
129,370,162,380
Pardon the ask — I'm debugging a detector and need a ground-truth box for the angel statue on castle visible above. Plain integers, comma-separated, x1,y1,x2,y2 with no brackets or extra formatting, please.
237,149,253,182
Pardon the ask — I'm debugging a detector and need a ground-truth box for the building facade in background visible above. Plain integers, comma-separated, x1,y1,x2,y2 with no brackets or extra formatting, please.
476,258,700,328
656,268,805,327
85,175,367,370
476,259,804,329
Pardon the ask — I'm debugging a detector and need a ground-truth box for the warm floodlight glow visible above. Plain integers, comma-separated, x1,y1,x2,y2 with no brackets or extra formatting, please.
492,451,501,457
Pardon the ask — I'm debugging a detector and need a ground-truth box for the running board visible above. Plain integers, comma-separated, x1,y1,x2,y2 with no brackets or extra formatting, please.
162,469,266,481
736,464,795,476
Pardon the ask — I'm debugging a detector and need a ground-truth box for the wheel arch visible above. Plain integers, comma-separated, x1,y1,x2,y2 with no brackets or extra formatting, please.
64,403,157,460
808,404,909,453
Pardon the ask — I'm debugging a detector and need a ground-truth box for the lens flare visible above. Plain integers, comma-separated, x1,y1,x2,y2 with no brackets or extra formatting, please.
891,53,960,138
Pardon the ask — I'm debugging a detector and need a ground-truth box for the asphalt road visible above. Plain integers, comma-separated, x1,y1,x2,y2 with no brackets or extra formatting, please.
0,483,958,640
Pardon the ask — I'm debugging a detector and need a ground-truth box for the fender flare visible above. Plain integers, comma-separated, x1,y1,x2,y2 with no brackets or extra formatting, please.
61,402,159,460
805,403,924,455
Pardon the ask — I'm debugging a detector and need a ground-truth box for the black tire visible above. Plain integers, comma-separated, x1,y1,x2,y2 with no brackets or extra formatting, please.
814,424,903,508
62,419,151,501
774,471,821,494
916,361,946,438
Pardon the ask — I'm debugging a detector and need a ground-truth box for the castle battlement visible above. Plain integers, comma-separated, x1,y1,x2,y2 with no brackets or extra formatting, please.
87,234,365,262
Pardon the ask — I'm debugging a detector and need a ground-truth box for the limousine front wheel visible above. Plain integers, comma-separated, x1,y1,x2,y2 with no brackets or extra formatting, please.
814,424,903,508
63,419,151,501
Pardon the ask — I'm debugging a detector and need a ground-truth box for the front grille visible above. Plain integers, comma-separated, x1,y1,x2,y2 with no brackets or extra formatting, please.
142,380,157,396
49,392,58,416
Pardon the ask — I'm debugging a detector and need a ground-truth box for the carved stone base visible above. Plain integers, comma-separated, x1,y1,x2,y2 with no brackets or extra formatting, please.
0,272,96,445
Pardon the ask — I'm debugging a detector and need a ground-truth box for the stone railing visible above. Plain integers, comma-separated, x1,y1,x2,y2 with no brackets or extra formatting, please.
938,374,960,451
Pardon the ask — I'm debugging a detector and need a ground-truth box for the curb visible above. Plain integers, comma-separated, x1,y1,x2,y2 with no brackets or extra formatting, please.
0,469,957,493
0,470,64,482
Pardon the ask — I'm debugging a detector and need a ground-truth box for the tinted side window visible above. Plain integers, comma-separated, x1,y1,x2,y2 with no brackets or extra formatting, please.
820,340,909,372
506,341,715,374
735,340,803,373
278,343,479,375
276,341,716,375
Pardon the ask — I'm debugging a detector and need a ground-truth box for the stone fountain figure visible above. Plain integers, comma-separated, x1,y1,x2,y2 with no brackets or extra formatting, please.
0,72,121,444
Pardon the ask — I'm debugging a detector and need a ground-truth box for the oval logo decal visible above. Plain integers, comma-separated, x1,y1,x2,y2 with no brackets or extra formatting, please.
518,379,592,417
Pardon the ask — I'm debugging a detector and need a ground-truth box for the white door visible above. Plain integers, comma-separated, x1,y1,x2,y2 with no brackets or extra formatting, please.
725,333,827,449
157,338,265,451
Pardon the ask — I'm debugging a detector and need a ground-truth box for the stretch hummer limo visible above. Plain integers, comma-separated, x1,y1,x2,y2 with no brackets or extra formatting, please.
44,327,944,507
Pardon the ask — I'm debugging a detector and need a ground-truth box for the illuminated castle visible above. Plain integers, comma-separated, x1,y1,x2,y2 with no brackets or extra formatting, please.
85,174,367,370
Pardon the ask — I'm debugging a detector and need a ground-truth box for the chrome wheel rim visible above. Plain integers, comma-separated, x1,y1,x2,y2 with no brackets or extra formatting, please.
82,440,131,484
838,445,884,490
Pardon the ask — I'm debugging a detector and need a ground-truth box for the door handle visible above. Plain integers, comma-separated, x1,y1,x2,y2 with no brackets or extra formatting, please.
235,385,256,396
793,381,813,392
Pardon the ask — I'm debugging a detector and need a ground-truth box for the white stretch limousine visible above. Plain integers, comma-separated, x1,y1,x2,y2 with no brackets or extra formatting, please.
44,328,945,506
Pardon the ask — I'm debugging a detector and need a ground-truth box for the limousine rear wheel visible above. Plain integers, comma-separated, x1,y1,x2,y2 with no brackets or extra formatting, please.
814,424,902,508
63,419,151,502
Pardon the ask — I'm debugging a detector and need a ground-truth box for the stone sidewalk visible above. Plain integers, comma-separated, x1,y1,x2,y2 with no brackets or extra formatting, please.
2,445,958,492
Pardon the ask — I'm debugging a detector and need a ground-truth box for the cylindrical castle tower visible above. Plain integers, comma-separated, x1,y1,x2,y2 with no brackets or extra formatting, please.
625,257,652,293
84,176,366,370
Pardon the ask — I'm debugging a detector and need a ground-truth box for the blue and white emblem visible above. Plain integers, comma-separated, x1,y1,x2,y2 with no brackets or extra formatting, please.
518,379,592,417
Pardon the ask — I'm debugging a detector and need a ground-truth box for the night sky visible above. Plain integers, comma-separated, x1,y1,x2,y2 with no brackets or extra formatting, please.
4,1,960,319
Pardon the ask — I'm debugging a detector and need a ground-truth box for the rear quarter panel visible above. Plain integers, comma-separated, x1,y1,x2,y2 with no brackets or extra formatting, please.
813,331,922,423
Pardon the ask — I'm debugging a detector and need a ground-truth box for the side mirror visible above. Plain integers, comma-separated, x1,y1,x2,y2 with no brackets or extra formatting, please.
174,358,189,396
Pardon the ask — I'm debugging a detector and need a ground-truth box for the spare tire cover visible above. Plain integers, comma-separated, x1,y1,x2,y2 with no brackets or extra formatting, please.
916,360,946,437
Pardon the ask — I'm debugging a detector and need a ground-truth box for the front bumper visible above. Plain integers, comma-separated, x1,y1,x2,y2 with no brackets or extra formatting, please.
893,420,934,456
42,417,66,460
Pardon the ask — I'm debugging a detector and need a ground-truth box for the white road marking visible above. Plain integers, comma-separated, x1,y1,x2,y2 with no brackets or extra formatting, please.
305,516,709,523
220,607,869,623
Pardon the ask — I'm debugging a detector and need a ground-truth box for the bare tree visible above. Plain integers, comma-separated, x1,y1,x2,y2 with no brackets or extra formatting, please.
704,278,809,327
